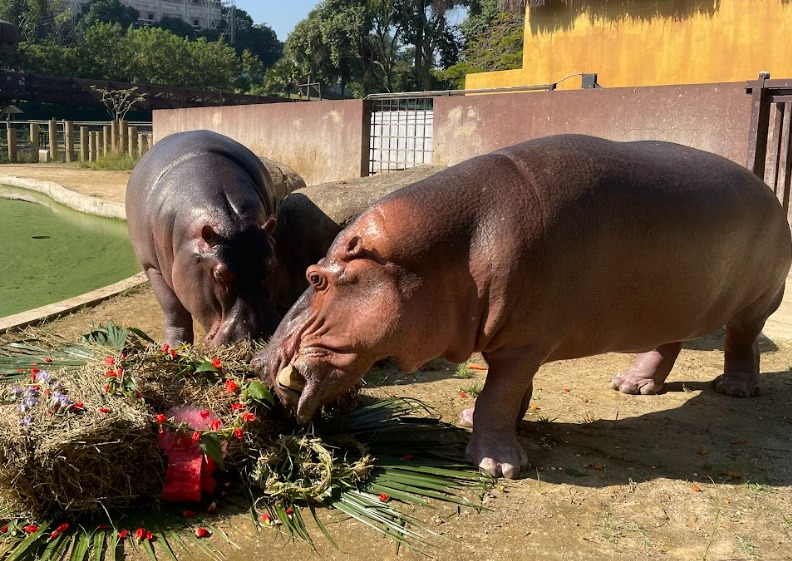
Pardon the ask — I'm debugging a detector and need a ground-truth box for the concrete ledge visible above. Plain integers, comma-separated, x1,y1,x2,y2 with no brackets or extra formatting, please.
0,175,143,334
0,174,126,219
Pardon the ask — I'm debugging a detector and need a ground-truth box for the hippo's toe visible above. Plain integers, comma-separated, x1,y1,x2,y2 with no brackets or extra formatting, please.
713,374,761,397
611,372,664,395
465,431,528,479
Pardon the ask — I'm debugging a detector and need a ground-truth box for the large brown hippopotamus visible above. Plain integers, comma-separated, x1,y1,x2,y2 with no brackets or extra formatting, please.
251,134,792,479
126,130,281,347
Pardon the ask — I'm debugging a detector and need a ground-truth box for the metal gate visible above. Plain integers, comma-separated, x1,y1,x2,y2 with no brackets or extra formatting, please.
367,96,433,175
746,72,792,218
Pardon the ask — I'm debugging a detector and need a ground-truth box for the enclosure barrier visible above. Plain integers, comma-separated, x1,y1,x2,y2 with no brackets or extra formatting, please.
1,119,153,163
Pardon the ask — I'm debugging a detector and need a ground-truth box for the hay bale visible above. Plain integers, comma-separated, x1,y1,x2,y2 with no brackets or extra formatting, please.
0,366,164,518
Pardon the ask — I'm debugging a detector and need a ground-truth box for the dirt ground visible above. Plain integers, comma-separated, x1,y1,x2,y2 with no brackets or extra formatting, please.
2,165,791,560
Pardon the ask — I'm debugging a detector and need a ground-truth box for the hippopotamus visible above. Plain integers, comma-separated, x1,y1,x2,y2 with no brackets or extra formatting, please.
126,130,281,347
251,134,791,479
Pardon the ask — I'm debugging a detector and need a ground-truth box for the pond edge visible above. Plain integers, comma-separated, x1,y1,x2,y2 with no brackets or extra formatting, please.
0,173,146,334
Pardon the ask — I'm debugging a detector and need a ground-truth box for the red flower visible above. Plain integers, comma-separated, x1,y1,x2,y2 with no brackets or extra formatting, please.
22,525,38,533
182,510,196,518
233,427,244,440
104,370,117,378
104,356,115,365
54,523,69,533
118,529,129,539
239,412,256,423
209,419,221,431
155,414,167,424
400,454,414,460
158,427,165,438
32,385,39,391
49,533,60,541
211,358,222,369
31,368,40,375
379,493,389,502
120,354,126,361
199,409,210,418
261,513,271,524
192,431,201,443
15,368,23,373
285,507,294,516
195,527,211,538
30,372,36,381
73,402,84,409
96,525,109,530
459,392,467,398
161,344,169,353
146,531,153,541
44,357,52,363
116,368,124,377
135,527,146,541
224,379,238,393
99,407,110,413
231,403,244,411
169,349,177,359
104,384,110,393
1,525,8,533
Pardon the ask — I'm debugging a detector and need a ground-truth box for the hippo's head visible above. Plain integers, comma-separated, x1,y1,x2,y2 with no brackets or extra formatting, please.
175,216,282,348
251,231,432,425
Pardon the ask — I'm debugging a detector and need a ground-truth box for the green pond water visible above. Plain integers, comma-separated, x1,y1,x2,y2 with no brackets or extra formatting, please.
0,185,141,318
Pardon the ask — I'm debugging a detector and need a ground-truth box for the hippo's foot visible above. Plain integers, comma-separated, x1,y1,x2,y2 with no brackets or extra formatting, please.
611,343,683,395
713,373,761,397
458,407,474,428
465,430,528,479
610,371,664,395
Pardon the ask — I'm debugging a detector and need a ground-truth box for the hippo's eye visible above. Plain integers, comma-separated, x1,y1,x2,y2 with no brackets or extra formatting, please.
308,272,327,291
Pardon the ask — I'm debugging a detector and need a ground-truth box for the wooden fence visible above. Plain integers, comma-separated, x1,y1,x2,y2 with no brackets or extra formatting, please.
1,119,153,163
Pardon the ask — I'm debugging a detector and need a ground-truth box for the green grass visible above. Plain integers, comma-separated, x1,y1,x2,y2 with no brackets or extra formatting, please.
79,152,139,171
459,381,483,397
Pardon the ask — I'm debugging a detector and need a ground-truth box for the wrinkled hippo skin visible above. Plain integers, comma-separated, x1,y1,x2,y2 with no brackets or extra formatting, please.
252,134,792,479
126,130,281,347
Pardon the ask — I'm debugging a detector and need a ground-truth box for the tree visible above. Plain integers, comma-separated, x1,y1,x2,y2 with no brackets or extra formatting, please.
0,0,55,43
78,0,139,32
90,85,147,120
231,8,282,69
155,16,197,40
441,0,524,88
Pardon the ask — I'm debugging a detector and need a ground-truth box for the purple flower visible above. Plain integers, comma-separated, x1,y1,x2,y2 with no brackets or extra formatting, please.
20,416,32,426
36,370,51,383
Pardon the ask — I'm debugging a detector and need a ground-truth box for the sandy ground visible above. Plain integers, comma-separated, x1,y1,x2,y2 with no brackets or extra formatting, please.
2,164,791,560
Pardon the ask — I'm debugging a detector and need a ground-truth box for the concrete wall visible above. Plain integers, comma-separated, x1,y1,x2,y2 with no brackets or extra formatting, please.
466,0,792,91
153,100,370,186
433,82,751,167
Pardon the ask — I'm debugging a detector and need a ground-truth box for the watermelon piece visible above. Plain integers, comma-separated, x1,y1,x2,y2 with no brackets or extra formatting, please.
161,453,203,502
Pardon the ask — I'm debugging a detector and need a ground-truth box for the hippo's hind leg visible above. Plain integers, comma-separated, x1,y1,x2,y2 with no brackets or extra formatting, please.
147,268,194,346
714,288,784,397
611,342,683,395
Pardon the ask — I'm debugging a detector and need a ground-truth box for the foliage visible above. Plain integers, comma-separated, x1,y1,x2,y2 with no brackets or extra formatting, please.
80,151,139,171
441,0,524,88
77,0,139,33
90,85,146,120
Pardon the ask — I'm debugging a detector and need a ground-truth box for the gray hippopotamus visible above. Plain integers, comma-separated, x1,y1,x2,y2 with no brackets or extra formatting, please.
251,134,791,479
126,130,281,347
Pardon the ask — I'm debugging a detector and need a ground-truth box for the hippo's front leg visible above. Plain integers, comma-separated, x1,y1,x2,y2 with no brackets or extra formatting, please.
147,268,194,346
465,346,546,479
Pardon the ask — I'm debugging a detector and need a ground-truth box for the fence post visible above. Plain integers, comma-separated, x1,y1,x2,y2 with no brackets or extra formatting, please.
79,126,89,162
102,125,110,156
137,133,146,157
128,125,137,158
119,120,128,155
360,100,372,177
63,120,75,163
97,129,104,158
6,126,16,161
89,131,97,162
110,120,118,153
29,123,39,162
747,71,772,178
48,118,57,162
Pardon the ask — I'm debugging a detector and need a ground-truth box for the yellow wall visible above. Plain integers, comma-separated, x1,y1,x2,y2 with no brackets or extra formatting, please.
466,0,792,91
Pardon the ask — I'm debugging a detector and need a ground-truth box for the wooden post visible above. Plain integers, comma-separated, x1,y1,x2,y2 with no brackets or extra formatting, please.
89,131,98,162
48,119,57,162
128,125,137,158
29,123,40,162
119,120,128,154
102,125,110,156
97,129,105,158
110,120,118,153
79,126,89,162
63,120,75,163
6,126,16,160
137,133,146,157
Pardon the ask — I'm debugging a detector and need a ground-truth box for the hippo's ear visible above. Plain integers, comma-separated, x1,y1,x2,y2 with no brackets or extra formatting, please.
340,235,380,263
201,225,218,248
262,217,276,235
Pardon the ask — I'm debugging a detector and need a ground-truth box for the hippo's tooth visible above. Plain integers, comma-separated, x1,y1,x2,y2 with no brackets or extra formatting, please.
277,364,305,391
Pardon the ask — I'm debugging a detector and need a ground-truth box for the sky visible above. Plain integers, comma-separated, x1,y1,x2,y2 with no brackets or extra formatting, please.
234,1,320,42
